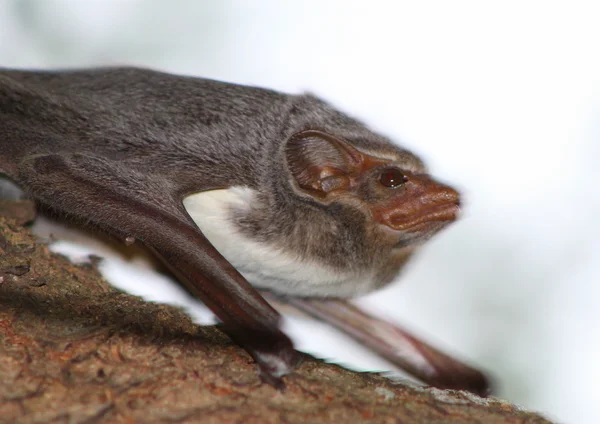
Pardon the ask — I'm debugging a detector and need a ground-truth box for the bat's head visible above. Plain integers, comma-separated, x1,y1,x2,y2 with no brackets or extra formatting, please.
285,130,460,251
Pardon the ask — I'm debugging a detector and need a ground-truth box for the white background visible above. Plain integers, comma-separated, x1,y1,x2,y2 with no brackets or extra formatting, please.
1,1,599,422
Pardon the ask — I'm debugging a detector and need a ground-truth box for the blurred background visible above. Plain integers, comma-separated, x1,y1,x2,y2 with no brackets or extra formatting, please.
1,1,598,422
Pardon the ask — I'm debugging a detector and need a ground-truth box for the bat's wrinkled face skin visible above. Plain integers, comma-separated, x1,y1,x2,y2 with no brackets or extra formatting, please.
186,129,460,298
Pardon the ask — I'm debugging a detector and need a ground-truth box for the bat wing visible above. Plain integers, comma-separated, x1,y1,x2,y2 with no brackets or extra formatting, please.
15,152,299,387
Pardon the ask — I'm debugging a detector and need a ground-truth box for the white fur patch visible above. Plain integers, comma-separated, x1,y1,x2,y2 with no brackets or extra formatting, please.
183,187,377,297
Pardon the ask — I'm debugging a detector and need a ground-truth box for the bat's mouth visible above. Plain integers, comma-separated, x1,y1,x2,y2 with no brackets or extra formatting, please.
388,202,460,232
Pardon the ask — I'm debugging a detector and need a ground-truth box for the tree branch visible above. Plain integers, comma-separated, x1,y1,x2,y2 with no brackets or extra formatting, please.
0,201,551,423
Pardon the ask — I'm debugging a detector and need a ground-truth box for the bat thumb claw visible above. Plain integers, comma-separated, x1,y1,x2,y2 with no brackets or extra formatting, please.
222,325,302,390
255,346,303,391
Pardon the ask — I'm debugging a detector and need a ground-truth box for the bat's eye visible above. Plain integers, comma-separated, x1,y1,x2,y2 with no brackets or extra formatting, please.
379,168,407,188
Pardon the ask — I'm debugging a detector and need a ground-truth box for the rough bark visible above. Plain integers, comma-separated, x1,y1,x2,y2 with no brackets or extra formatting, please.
0,201,551,423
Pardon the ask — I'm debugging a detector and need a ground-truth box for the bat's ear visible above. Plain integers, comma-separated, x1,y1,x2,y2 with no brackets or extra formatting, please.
285,130,364,197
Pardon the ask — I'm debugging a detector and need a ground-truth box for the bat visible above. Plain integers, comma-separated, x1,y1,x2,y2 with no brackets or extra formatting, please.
0,67,489,395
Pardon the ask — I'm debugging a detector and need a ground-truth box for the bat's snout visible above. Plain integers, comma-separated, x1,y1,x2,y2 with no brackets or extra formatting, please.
372,173,461,233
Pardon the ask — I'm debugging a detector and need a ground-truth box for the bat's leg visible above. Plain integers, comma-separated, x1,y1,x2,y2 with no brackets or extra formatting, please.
17,153,300,388
272,295,491,396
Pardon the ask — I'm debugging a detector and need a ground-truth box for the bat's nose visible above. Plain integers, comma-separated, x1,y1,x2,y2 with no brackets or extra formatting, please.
410,173,461,211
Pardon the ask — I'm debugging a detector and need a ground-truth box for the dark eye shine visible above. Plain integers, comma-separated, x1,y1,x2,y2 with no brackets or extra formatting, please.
379,168,408,188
